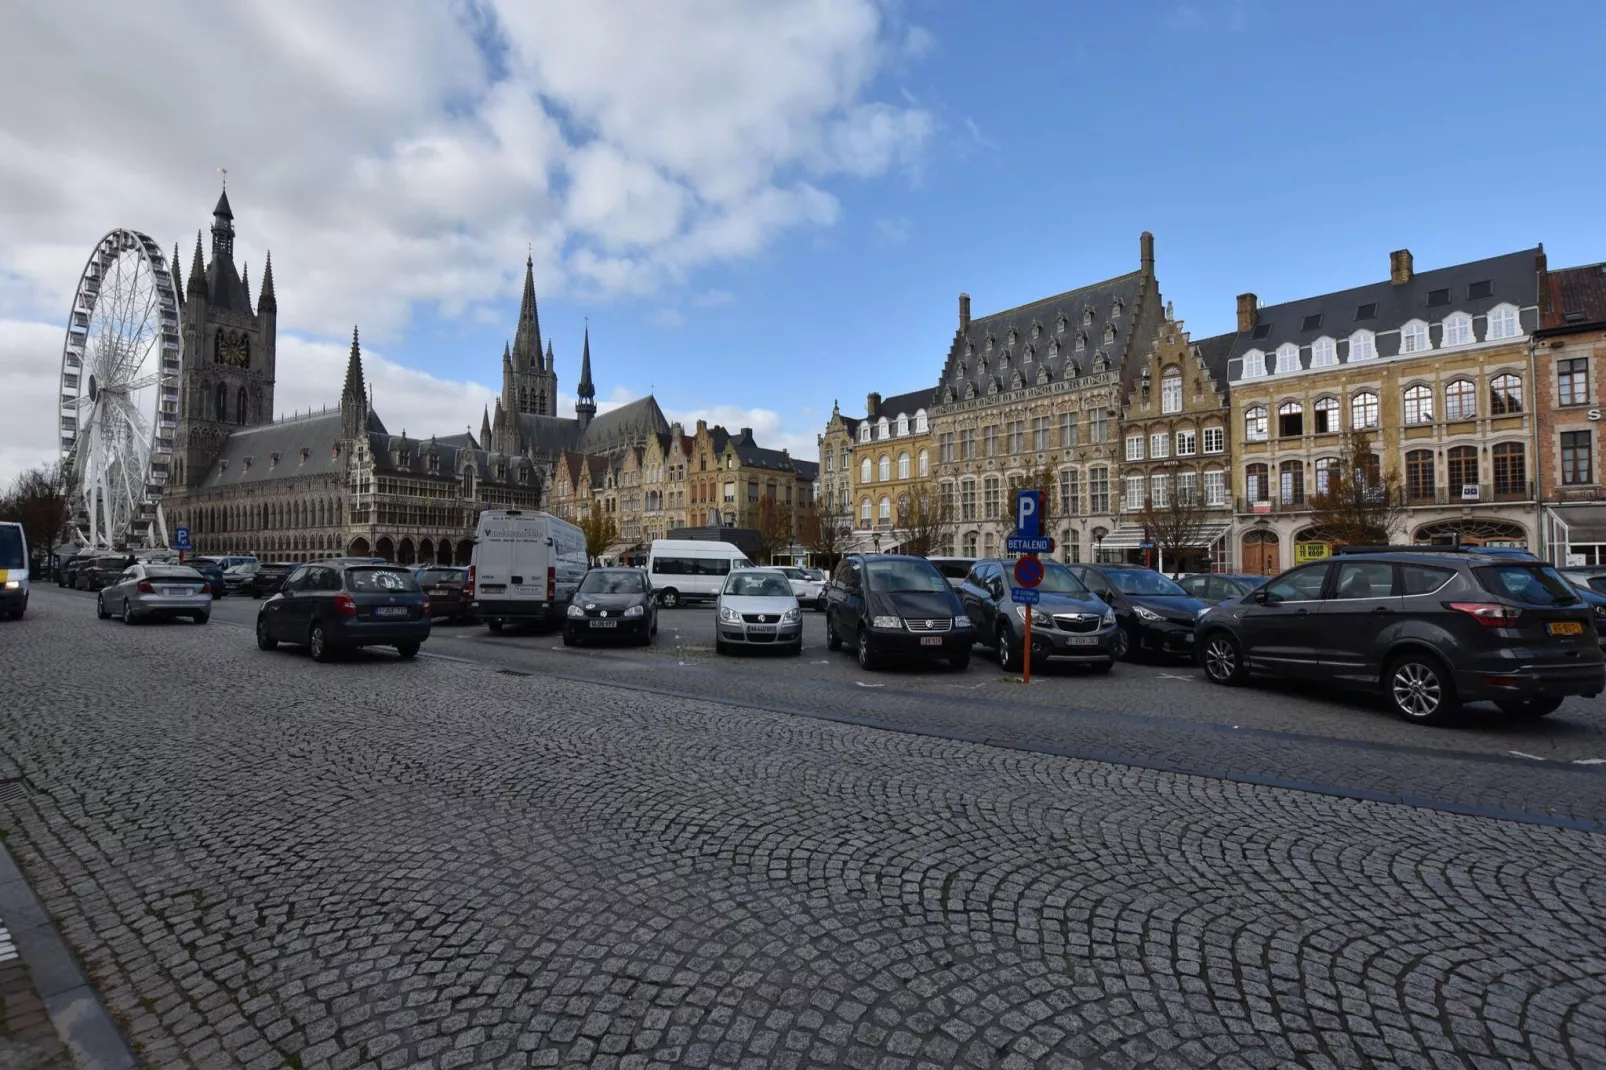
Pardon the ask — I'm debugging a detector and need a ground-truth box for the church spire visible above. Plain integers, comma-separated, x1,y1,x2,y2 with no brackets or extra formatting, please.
511,254,542,369
187,230,208,299
241,262,251,309
544,339,554,373
257,251,277,314
575,325,596,428
341,327,368,438
170,243,184,309
210,183,235,262
480,405,492,449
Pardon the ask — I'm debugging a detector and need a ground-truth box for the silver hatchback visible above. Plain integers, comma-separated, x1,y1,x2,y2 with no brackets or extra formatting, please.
97,563,212,624
715,568,803,655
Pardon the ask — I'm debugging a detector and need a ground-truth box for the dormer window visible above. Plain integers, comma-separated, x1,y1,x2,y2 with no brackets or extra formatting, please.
1111,300,1123,320
331,444,341,459
268,452,279,469
914,410,927,433
1349,329,1377,362
241,456,251,471
1102,325,1115,345
877,417,890,439
1031,323,1041,340
1442,311,1473,347
896,414,908,436
1241,349,1267,378
1007,328,1017,345
1487,303,1521,340
1082,309,1093,326
1311,337,1337,368
427,451,439,474
1275,343,1300,374
219,459,229,472
1400,319,1431,354
985,335,994,352
858,425,870,443
1075,333,1086,353
299,448,310,464
1057,315,1067,333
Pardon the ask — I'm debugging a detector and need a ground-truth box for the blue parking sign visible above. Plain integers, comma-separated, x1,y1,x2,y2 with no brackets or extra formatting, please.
1015,489,1040,539
174,526,191,551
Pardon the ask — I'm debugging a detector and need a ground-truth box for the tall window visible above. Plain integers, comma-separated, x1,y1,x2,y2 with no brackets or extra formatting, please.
983,425,997,457
1177,469,1199,505
1059,469,1081,516
1403,385,1434,424
1493,442,1526,496
1149,432,1169,459
878,497,891,524
1245,463,1269,503
1244,405,1268,442
1150,473,1170,508
1009,420,1026,454
1351,391,1379,429
897,452,910,479
462,466,476,499
917,449,928,477
1349,330,1377,362
1442,312,1473,347
860,458,872,483
1490,374,1524,415
861,499,872,525
960,479,977,520
215,383,227,422
1405,449,1435,500
1313,396,1339,434
914,411,927,433
1088,467,1109,513
1241,350,1267,378
896,415,908,436
1275,343,1299,374
1277,401,1303,438
1559,358,1589,407
1444,379,1477,421
1562,430,1593,485
1487,304,1520,340
1314,457,1335,497
1125,434,1145,461
959,428,975,459
1203,426,1224,453
1160,370,1183,413
1033,416,1050,451
1311,337,1337,368
1278,460,1304,505
236,386,248,425
1447,445,1478,493
1123,475,1145,511
983,476,1001,519
1060,412,1078,447
1175,429,1197,455
1089,409,1107,443
938,433,954,463
878,455,891,482
1204,469,1226,506
1401,320,1431,354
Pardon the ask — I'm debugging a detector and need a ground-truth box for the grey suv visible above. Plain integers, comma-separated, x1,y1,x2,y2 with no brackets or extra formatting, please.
1195,547,1604,724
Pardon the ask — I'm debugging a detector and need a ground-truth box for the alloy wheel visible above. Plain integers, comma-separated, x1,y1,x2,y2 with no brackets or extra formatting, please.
997,628,1015,671
1203,636,1238,682
1391,661,1442,720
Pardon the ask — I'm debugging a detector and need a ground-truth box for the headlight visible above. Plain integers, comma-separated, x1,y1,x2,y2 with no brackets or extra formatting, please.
951,615,971,629
566,603,585,618
718,606,741,623
1133,606,1161,622
781,608,801,624
624,604,644,618
1101,610,1116,626
871,615,902,629
1014,606,1052,626
2,580,17,589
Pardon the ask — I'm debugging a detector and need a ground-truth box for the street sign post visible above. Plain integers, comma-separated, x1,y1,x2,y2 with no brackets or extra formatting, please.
1015,489,1040,538
1013,555,1043,588
1005,535,1055,554
174,525,191,563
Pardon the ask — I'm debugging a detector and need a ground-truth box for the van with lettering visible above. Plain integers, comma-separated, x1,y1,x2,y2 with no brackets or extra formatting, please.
646,539,754,607
469,509,588,631
0,522,28,620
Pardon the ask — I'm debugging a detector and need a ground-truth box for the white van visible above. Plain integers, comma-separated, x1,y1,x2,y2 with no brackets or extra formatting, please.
0,522,28,620
647,539,754,607
469,509,589,630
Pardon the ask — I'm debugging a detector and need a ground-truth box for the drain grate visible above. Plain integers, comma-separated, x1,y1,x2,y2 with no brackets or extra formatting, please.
0,779,27,805
496,669,531,678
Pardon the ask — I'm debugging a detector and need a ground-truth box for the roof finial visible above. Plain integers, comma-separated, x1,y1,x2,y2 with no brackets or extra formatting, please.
218,165,227,189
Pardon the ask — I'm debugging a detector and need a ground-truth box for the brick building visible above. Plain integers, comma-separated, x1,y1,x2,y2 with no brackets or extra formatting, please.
1536,257,1606,563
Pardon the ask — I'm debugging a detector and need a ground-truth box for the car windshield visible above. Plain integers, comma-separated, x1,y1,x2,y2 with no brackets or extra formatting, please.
95,557,126,569
0,527,23,569
417,569,465,585
724,572,793,598
346,567,419,593
778,568,805,580
931,560,973,579
1476,564,1580,606
147,567,203,580
1106,569,1188,597
865,559,948,593
580,571,647,594
1035,563,1090,595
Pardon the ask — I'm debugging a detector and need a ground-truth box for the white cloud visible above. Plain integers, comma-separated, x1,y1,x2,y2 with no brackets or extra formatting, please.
902,26,936,58
0,0,931,474
0,319,69,486
662,403,818,461
692,289,736,308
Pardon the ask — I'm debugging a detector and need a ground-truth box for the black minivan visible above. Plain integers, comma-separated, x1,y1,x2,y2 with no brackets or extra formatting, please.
824,554,973,671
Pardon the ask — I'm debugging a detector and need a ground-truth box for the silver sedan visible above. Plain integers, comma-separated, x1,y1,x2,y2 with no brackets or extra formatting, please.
715,568,803,655
97,563,212,624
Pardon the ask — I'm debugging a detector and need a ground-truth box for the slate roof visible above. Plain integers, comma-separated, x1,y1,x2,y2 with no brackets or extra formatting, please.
201,411,353,488
874,388,934,420
205,254,253,316
937,272,1149,404
435,432,479,450
513,395,669,458
1190,332,1236,389
1225,248,1543,382
1541,262,1606,331
793,459,819,481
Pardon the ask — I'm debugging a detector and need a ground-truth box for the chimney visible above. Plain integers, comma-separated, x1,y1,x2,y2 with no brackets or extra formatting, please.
696,419,708,435
866,392,881,418
739,426,753,443
1538,245,1552,316
1236,293,1258,334
959,292,971,331
1140,231,1155,274
1389,248,1413,285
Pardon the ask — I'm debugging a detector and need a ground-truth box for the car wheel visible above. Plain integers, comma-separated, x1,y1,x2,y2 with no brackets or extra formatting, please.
659,588,680,608
562,633,577,647
1112,625,1135,662
826,615,843,651
949,652,971,671
395,642,420,659
1200,630,1247,686
1088,659,1114,674
122,604,137,625
788,641,803,656
256,617,277,651
309,621,335,662
856,628,880,671
486,619,504,633
715,638,731,656
193,613,210,625
97,594,109,620
1385,652,1457,726
1496,696,1565,718
996,625,1019,672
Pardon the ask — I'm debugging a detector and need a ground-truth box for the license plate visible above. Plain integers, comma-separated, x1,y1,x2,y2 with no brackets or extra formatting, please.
1548,621,1584,636
920,636,943,646
590,620,618,629
749,625,775,634
374,606,409,618
430,588,450,596
161,587,183,595
1067,636,1099,646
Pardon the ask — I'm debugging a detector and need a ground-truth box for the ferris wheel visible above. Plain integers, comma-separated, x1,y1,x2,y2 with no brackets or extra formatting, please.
58,229,183,550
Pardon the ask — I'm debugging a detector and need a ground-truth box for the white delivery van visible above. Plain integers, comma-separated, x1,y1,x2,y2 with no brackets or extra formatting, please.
0,521,28,620
646,539,754,607
469,509,589,631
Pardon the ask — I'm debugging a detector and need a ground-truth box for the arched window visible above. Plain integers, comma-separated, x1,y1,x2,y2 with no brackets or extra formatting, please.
1350,391,1379,429
1401,320,1431,354
1405,449,1435,500
1490,374,1524,414
896,415,908,436
860,458,872,483
1447,445,1478,493
877,417,890,439
1403,384,1434,424
215,383,227,422
860,498,872,525
878,455,890,482
914,410,928,433
1160,367,1183,413
1444,378,1477,421
1244,462,1270,503
962,531,979,556
878,497,891,524
1311,337,1338,368
917,449,928,477
1487,304,1521,341
1349,330,1377,362
1493,442,1527,496
236,386,248,424
1275,343,1299,375
1313,396,1339,434
1278,460,1304,505
1244,405,1268,442
461,466,476,499
1314,457,1336,496
897,452,910,479
1442,311,1473,347
1241,349,1267,378
1277,401,1303,438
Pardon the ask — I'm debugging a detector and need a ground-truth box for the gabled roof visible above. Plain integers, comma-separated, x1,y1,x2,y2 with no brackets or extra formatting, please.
577,395,668,453
203,411,347,487
1190,332,1236,388
1541,262,1606,332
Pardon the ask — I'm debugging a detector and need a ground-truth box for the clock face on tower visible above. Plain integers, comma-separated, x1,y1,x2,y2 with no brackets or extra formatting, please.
215,329,250,368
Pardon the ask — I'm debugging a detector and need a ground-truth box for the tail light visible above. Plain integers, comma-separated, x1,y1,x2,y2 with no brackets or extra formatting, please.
200,582,211,595
547,566,556,601
135,580,154,594
334,592,358,617
422,599,431,616
468,564,476,590
1447,602,1522,627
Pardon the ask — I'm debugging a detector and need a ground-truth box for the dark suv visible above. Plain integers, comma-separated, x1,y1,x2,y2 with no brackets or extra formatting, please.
255,562,430,661
824,554,973,671
960,558,1117,673
1195,547,1605,724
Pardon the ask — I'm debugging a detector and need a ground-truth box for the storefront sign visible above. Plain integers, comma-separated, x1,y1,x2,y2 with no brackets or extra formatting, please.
1294,542,1331,563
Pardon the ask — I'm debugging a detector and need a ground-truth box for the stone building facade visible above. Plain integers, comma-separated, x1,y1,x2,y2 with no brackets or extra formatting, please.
1536,257,1606,563
815,390,934,554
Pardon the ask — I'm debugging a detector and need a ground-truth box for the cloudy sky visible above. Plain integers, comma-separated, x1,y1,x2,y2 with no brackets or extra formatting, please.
3,0,1605,485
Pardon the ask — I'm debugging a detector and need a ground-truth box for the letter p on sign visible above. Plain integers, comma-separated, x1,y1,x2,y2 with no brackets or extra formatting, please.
1015,489,1040,538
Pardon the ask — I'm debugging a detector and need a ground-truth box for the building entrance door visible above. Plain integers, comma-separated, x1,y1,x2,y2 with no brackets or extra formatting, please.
1242,530,1280,575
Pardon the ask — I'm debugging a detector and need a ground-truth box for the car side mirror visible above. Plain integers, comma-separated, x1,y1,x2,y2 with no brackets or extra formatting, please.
1251,589,1270,605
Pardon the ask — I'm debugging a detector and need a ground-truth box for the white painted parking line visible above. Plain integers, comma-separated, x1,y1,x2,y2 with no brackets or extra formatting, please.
855,681,884,688
1573,758,1606,765
0,921,16,964
1509,751,1547,761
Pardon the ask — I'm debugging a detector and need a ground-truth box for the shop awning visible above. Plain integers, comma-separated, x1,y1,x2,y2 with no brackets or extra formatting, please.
1094,522,1231,553
1546,504,1606,544
600,541,637,561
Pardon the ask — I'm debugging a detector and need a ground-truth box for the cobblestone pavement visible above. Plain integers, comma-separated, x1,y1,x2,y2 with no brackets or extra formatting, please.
0,919,73,1070
6,589,1606,1068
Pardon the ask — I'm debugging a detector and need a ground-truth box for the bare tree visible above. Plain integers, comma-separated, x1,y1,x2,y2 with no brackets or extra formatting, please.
1135,464,1211,571
1307,431,1407,546
0,461,71,562
894,480,956,557
798,497,849,569
754,497,793,564
578,503,617,563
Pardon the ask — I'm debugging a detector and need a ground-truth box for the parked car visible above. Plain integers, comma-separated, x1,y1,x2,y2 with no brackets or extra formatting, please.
223,561,258,593
249,561,299,598
97,563,211,624
960,558,1117,673
1195,546,1604,725
470,509,589,630
256,561,431,661
1560,566,1606,595
416,566,475,622
0,521,28,620
775,565,827,610
1064,565,1207,661
565,567,658,646
77,555,131,592
187,557,229,597
927,556,977,591
824,554,972,671
1462,546,1606,654
715,568,803,655
1176,573,1266,605
58,555,91,588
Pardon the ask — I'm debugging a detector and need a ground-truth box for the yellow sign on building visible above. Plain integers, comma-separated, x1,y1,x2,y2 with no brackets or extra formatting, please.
1294,541,1330,563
